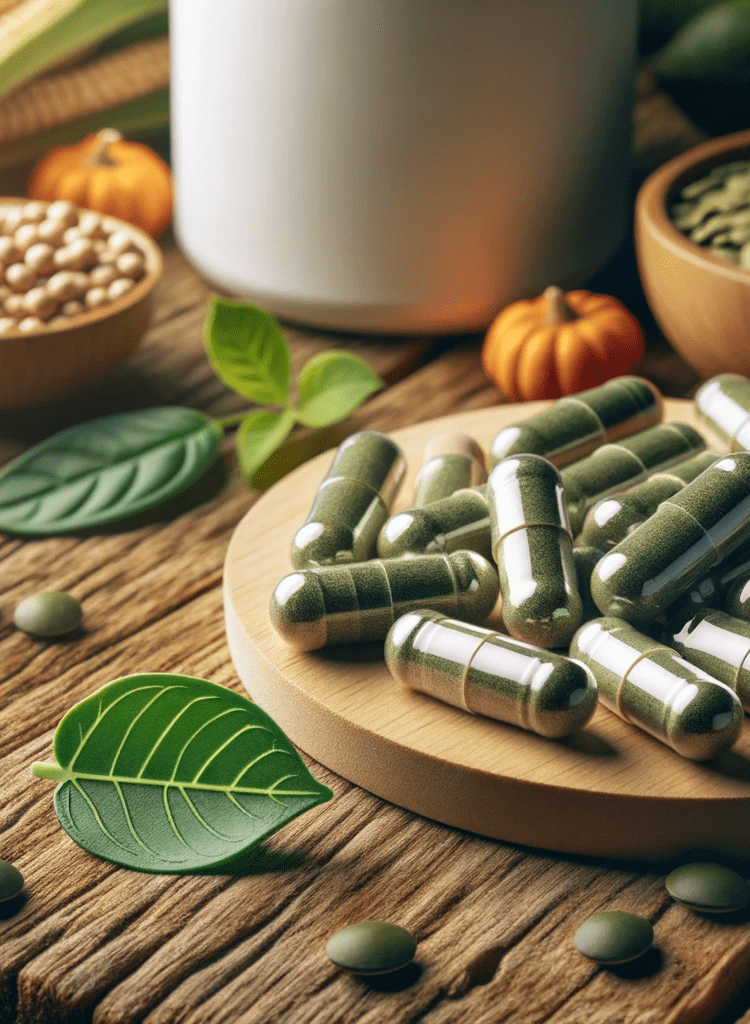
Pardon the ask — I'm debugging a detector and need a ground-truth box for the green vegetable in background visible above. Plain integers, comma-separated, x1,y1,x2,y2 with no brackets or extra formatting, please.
639,0,727,51
205,298,384,483
32,674,333,873
653,0,750,80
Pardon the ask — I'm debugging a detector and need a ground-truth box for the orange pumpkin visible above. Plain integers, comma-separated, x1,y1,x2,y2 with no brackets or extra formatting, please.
28,129,173,237
481,286,645,401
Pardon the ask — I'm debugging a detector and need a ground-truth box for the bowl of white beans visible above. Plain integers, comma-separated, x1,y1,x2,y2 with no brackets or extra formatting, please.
0,197,162,410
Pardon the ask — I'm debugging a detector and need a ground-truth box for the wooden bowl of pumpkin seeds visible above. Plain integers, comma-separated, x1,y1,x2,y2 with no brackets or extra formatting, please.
635,129,750,380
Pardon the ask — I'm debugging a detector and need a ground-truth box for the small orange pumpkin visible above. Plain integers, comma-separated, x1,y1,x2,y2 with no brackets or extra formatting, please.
28,128,173,237
481,286,645,402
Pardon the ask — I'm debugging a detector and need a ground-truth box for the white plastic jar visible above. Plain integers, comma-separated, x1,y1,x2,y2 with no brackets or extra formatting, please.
170,0,639,333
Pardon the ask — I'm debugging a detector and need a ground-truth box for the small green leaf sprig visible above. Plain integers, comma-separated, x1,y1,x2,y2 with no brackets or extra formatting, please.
205,298,384,482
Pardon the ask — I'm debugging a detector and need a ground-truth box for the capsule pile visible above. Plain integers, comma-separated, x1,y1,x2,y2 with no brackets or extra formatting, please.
268,376,750,758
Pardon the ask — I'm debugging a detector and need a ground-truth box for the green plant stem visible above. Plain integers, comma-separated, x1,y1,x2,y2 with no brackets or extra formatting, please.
212,410,258,431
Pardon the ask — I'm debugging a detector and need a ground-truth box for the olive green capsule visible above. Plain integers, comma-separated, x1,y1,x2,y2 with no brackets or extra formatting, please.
377,485,492,561
570,617,743,760
661,536,750,631
695,373,750,451
724,571,750,622
385,609,597,738
488,454,582,648
291,431,406,568
413,432,487,506
561,422,706,536
580,451,719,551
489,376,662,469
669,608,750,710
269,550,499,651
591,453,750,626
572,545,605,622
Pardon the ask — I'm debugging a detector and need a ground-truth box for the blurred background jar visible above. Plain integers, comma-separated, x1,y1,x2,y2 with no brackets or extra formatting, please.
170,0,640,333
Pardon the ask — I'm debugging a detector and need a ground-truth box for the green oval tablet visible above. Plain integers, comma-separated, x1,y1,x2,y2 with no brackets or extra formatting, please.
666,863,750,912
14,591,82,637
0,859,23,902
326,920,416,975
574,911,653,964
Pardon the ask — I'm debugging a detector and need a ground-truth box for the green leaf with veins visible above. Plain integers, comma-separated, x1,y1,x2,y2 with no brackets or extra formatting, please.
32,674,333,873
0,407,221,535
235,409,296,482
295,350,384,428
204,297,291,406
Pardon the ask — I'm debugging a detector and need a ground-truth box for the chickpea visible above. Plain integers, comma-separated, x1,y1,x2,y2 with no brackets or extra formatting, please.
25,242,56,275
61,299,84,316
63,226,82,245
46,270,82,302
22,201,48,223
17,316,45,332
5,263,36,292
107,230,136,256
107,277,135,301
84,287,109,309
14,223,39,252
88,264,118,287
115,251,144,280
77,212,106,239
45,200,78,226
0,316,18,333
0,237,21,266
23,286,57,320
37,219,68,247
4,294,26,318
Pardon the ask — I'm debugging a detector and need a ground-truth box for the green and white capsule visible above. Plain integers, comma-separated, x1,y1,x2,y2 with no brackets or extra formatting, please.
561,422,706,536
695,373,750,451
570,617,743,760
291,431,406,568
661,536,750,631
572,545,605,622
489,376,662,469
669,608,750,711
413,432,487,506
377,485,492,561
488,454,582,648
580,451,719,551
724,571,750,622
385,609,597,738
592,453,750,626
269,550,499,651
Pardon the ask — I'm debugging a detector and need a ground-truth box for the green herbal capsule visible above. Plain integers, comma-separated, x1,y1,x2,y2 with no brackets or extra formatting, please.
291,431,406,568
661,536,750,630
591,453,750,626
488,454,582,649
570,617,743,760
561,422,706,537
489,376,662,469
377,485,492,561
695,373,750,450
269,551,499,651
580,451,719,551
413,432,487,506
385,609,597,738
724,571,750,621
670,608,750,710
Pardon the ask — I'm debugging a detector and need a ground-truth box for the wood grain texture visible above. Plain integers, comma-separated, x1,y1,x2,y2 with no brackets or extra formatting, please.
2,72,750,1024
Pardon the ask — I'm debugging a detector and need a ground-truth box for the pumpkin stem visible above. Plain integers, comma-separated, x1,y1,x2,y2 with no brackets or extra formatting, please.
544,285,579,325
84,128,123,168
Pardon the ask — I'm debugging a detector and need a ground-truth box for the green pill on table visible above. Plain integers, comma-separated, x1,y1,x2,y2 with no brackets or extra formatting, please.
665,863,750,913
0,859,23,902
291,430,406,569
574,911,653,964
488,454,582,649
694,373,750,451
561,421,705,537
489,375,662,469
269,551,499,651
591,452,750,626
669,608,750,710
570,616,743,760
412,432,487,506
377,485,492,561
13,591,82,637
386,608,597,738
326,920,417,975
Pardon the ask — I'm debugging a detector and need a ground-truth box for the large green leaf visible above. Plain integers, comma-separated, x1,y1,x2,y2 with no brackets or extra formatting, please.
204,298,291,406
0,407,221,535
32,674,333,874
295,351,383,428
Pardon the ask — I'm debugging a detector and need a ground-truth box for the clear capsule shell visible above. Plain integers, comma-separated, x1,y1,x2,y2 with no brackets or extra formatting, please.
412,432,487,506
386,608,597,738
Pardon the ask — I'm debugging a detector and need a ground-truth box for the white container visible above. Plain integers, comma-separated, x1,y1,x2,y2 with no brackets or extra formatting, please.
170,0,639,333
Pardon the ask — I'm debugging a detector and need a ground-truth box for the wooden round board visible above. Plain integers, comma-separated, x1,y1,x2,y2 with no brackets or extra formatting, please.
223,399,750,861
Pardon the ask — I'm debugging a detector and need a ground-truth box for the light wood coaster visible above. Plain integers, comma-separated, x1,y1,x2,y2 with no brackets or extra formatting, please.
224,399,750,861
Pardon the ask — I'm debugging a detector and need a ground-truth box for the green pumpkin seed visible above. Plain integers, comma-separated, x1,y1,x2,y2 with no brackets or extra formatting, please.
14,591,82,637
666,863,750,912
0,859,23,902
326,921,416,975
574,911,654,964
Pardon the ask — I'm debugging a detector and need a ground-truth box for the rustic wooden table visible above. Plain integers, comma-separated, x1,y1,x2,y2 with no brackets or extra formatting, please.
2,73,750,1024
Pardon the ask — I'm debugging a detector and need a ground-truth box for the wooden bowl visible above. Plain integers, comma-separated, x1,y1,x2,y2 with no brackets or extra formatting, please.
0,199,162,411
635,129,750,380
